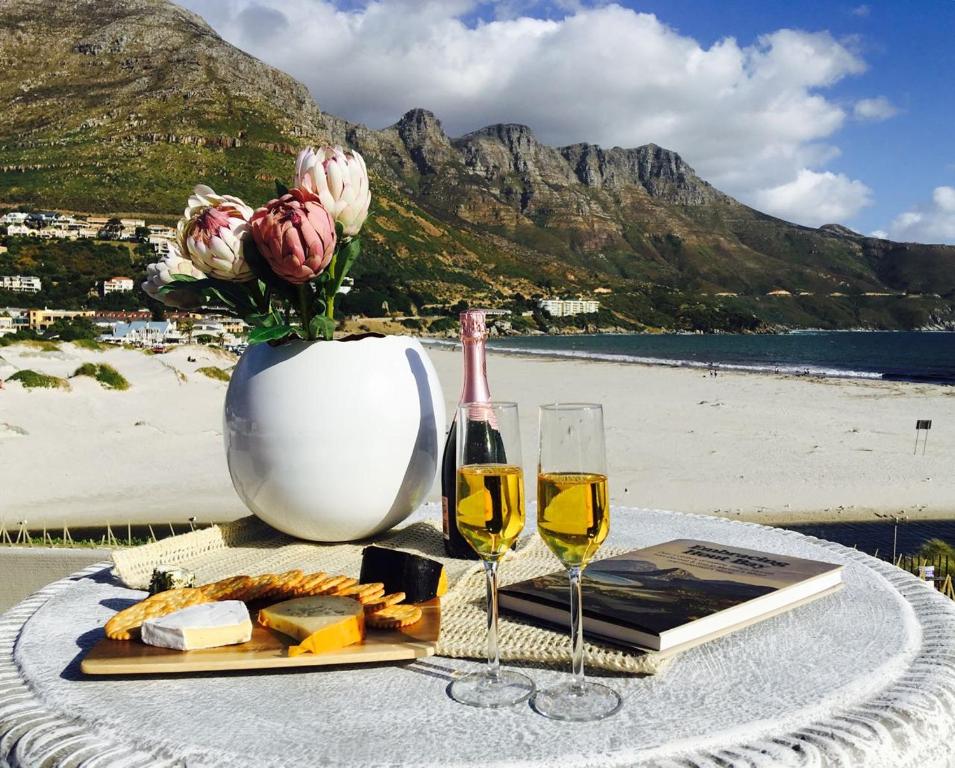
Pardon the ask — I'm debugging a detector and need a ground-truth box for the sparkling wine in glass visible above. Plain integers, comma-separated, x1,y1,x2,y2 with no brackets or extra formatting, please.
449,401,536,708
532,403,622,721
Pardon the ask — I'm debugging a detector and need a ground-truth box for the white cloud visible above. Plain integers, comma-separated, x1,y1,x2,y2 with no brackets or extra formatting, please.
853,96,897,121
869,229,888,239
851,5,870,17
752,170,872,227
886,186,955,244
179,0,875,227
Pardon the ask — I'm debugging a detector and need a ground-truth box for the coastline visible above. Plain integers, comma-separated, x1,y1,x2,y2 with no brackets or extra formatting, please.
3,338,952,609
2,339,952,527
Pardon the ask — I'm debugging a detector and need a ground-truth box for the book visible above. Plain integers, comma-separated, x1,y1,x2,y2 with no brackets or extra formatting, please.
498,539,844,653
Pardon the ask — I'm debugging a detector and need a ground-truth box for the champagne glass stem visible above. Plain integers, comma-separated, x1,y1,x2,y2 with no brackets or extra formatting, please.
484,560,501,680
569,565,585,690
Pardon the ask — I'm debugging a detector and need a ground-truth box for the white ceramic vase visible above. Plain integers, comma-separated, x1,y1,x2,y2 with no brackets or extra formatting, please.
223,335,445,542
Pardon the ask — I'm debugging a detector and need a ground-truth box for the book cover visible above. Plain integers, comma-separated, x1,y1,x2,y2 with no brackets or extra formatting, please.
499,539,843,651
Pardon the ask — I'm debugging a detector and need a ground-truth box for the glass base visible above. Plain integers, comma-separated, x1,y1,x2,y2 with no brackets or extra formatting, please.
531,680,623,721
448,669,536,708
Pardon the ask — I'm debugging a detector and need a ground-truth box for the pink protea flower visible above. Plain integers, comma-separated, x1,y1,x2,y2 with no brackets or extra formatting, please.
249,188,337,284
294,146,371,236
177,185,254,281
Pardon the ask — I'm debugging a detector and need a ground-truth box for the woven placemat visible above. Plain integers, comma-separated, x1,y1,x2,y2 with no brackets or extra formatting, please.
111,517,667,675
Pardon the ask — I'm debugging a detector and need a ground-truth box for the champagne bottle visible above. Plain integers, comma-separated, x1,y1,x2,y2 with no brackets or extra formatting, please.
441,309,506,558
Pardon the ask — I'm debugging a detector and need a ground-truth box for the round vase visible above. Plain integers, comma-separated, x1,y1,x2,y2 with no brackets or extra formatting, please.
223,335,445,542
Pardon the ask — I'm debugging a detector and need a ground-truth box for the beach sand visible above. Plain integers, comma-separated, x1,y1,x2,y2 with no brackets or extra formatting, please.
2,338,952,610
1,339,952,528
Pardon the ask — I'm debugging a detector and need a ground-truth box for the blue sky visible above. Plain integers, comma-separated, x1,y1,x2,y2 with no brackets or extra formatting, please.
181,0,955,242
624,1,955,239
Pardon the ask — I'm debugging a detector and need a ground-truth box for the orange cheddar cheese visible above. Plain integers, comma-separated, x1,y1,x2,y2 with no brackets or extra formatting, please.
258,596,365,657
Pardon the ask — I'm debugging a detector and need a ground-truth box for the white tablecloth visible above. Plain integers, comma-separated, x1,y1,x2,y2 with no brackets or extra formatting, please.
3,506,955,768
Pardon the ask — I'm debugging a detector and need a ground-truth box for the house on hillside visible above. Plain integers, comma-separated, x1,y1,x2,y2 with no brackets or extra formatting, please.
28,308,95,331
0,276,42,294
100,277,135,296
537,298,600,317
100,320,179,346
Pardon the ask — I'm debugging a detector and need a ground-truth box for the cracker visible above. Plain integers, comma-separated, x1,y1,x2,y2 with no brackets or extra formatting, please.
241,574,281,602
199,575,255,602
338,582,386,602
327,577,359,596
366,603,422,629
363,592,406,613
356,585,386,604
309,575,349,595
293,572,329,597
261,570,308,601
105,587,212,640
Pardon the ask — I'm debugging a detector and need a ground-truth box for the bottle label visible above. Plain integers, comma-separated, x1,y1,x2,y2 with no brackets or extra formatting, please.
441,496,450,540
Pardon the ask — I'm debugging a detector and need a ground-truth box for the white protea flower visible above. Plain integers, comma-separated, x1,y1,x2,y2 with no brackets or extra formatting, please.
142,244,205,309
294,146,371,236
177,184,254,281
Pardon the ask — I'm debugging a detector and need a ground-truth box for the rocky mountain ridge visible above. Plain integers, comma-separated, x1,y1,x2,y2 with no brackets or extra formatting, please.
1,0,953,331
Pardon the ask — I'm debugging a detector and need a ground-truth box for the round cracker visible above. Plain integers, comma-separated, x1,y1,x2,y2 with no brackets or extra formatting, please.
366,603,422,629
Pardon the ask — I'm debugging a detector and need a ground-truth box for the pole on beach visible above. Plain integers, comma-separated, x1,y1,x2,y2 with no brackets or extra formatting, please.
875,511,906,563
914,420,932,455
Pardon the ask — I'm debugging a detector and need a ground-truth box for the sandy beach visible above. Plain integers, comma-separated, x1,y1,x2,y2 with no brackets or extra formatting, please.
1,337,952,610
1,338,951,527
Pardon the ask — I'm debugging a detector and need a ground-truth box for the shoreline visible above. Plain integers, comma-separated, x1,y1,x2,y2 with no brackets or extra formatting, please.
420,334,955,387
2,340,952,531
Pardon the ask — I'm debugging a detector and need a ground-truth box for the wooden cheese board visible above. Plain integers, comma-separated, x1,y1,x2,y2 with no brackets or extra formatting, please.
81,600,440,676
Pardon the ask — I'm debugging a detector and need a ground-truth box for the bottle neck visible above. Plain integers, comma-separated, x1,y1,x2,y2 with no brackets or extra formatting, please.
460,337,491,405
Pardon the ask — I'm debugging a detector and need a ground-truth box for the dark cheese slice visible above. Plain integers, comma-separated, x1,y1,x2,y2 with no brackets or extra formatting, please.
360,546,446,604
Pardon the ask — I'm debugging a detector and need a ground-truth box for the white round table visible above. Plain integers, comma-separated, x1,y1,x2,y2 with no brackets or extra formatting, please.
3,507,955,768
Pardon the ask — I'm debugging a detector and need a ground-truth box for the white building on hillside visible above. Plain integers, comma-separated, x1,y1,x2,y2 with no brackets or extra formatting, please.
101,276,135,295
6,223,36,237
2,212,28,225
101,320,179,346
0,276,42,294
537,298,600,317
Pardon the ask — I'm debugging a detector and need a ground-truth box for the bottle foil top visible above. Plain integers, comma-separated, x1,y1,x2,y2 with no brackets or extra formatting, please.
459,309,487,340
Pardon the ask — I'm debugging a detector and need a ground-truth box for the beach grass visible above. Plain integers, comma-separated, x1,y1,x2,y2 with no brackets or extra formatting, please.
73,363,130,390
0,338,61,351
197,366,231,382
8,369,70,389
71,338,108,351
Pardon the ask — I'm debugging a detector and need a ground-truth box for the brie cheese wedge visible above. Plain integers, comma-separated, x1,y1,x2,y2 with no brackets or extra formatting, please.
141,600,253,651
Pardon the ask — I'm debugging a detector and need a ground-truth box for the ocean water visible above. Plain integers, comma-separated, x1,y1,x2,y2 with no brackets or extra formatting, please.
781,519,955,559
486,331,955,385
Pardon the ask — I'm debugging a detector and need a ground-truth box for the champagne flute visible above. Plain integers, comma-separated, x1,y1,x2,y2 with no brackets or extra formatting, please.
532,403,622,721
449,401,536,708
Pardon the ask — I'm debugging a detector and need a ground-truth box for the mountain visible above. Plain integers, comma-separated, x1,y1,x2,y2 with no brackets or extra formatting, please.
1,0,953,331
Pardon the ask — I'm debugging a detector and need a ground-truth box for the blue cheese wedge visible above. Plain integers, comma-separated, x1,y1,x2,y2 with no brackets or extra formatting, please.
148,565,196,595
141,600,253,651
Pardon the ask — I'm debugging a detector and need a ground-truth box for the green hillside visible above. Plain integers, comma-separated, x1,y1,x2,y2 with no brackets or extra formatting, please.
0,0,952,331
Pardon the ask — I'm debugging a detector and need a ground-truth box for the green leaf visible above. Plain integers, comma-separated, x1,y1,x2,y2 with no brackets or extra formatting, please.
275,180,289,197
170,273,200,283
328,237,360,297
308,314,335,341
157,278,211,295
248,324,297,345
246,312,281,329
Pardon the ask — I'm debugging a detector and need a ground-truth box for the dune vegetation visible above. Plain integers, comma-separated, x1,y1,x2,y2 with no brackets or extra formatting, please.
196,366,231,382
8,369,69,389
73,362,130,390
